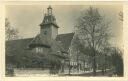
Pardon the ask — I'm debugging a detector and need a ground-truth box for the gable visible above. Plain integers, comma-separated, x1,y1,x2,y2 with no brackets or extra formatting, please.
28,34,51,48
56,33,74,52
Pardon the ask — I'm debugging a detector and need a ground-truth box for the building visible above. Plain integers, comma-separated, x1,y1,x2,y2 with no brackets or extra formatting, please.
6,6,74,75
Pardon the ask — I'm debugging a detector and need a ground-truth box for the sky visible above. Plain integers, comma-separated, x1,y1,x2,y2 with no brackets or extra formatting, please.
5,5,123,47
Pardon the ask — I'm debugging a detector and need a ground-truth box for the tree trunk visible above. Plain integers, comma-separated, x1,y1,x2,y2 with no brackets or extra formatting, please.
68,61,71,75
92,47,96,76
92,25,96,76
93,56,96,76
77,50,79,73
104,54,107,73
102,64,105,75
84,60,85,72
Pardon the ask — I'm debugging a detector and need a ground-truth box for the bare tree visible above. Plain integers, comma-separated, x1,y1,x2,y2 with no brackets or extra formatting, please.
75,7,112,76
5,18,19,41
5,18,21,76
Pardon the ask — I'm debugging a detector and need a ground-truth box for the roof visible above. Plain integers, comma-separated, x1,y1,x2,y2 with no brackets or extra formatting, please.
40,15,59,28
6,33,74,67
6,38,33,60
56,33,74,52
40,6,59,28
6,33,74,56
28,34,51,48
6,38,33,50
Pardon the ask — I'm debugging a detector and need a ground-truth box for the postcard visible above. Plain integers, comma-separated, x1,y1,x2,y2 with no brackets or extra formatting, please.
0,1,128,81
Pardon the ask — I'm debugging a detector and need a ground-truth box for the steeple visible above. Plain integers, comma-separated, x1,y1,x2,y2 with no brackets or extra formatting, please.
47,5,52,15
40,6,59,28
40,6,59,40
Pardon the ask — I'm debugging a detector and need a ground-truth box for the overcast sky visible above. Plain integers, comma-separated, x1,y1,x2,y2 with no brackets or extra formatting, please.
6,5,123,47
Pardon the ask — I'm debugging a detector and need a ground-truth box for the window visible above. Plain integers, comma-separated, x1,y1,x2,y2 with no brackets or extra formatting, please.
35,48,38,53
35,47,43,53
44,31,47,35
57,51,61,55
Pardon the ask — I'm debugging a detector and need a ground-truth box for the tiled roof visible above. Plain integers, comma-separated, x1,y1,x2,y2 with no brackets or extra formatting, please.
6,33,74,56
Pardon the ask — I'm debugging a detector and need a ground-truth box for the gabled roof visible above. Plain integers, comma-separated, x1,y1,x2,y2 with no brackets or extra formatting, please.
6,33,74,56
28,34,51,48
56,33,74,52
6,33,74,68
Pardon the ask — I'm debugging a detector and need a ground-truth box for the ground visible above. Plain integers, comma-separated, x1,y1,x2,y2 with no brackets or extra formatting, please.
11,68,115,77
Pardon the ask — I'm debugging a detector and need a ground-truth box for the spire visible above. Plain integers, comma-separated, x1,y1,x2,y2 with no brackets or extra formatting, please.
40,6,59,28
47,5,52,15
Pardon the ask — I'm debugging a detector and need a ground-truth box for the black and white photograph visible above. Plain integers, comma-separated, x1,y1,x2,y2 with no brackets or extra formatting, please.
5,4,123,77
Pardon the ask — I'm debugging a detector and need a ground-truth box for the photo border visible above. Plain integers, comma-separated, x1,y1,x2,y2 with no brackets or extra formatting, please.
0,1,128,81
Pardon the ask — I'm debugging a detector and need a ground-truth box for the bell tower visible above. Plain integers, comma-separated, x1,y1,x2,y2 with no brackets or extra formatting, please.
40,6,59,40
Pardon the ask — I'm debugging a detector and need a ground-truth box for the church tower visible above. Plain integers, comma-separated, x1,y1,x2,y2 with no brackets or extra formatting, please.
40,6,59,40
